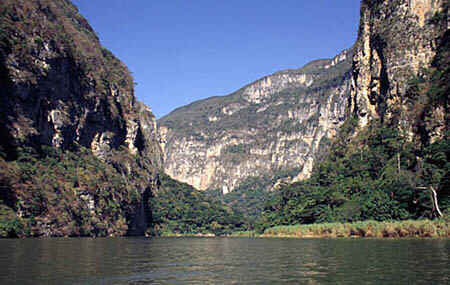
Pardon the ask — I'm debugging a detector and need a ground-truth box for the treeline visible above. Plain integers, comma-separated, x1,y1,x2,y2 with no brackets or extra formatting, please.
149,174,246,236
205,169,301,226
0,145,156,238
255,30,449,233
255,119,449,232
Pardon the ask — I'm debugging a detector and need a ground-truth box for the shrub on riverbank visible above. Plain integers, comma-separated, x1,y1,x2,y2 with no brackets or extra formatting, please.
231,231,257,237
262,219,450,238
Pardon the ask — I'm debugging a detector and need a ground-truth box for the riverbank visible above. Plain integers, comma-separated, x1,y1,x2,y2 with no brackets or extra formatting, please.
157,232,217,238
256,219,450,238
158,219,449,239
4,219,447,239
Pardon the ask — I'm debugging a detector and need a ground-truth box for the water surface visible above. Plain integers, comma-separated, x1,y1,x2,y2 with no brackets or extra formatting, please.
0,237,449,284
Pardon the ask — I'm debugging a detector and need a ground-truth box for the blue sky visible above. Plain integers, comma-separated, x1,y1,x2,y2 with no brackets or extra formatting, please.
72,0,361,118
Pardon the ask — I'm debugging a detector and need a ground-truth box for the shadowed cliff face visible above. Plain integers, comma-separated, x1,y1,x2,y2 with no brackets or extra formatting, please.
351,0,448,131
0,0,162,163
159,49,353,193
0,0,162,237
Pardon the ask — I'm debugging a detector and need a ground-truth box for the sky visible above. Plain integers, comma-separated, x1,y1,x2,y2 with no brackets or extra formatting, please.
72,0,361,118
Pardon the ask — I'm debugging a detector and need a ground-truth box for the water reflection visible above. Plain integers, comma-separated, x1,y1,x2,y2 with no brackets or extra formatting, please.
0,237,449,284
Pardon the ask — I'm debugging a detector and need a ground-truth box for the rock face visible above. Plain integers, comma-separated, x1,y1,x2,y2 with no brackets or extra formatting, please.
159,0,449,196
351,0,449,129
0,0,162,236
255,0,449,226
0,0,162,165
159,49,352,193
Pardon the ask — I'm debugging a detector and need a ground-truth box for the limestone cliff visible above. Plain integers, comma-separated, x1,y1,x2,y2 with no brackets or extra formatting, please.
256,0,449,226
159,49,352,193
0,0,162,237
351,0,448,135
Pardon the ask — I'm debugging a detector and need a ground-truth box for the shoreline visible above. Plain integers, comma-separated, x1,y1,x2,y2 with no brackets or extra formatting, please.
235,219,450,239
2,219,448,239
158,219,450,239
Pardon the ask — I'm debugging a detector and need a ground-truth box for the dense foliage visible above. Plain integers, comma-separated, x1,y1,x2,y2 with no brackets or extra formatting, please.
0,146,156,238
0,145,251,238
256,119,449,232
205,168,302,226
254,29,449,233
206,178,270,222
149,174,246,236
256,114,449,231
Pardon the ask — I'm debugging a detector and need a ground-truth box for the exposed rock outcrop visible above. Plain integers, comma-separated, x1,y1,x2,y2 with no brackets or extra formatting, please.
159,49,352,193
351,0,448,131
256,0,449,226
160,0,449,196
0,0,162,164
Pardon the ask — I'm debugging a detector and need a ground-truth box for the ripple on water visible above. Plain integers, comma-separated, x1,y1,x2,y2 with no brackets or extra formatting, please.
0,237,448,284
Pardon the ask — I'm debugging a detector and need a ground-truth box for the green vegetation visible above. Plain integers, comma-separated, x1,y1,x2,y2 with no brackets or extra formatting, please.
255,30,449,234
262,219,449,238
206,179,272,228
149,174,246,236
223,144,248,154
206,168,303,227
0,0,134,97
230,230,257,237
0,204,25,238
1,144,257,238
0,146,157,238
256,119,449,233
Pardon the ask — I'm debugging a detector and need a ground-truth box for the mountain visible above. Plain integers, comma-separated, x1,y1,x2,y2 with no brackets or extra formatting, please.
0,0,162,237
256,0,449,230
159,49,353,193
1,0,447,237
159,0,449,224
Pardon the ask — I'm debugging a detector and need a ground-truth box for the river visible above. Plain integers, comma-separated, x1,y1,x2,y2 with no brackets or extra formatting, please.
0,237,449,284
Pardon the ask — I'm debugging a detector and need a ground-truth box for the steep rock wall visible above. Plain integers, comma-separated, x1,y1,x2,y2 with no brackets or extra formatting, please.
0,0,162,237
351,0,448,130
0,0,162,165
159,50,352,193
